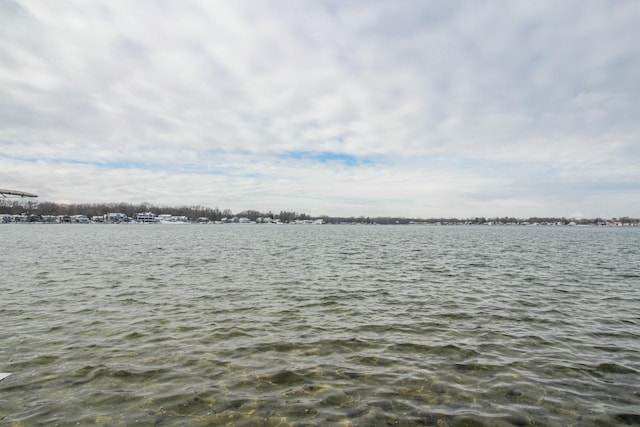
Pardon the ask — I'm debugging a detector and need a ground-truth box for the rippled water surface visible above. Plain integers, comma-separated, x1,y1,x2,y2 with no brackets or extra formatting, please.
1,224,639,426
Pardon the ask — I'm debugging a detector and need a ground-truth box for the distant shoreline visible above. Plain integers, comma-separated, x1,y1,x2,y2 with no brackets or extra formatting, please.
1,200,639,226
2,216,639,227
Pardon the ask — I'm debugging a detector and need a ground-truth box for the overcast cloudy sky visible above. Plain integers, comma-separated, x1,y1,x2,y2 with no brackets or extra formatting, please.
2,1,639,218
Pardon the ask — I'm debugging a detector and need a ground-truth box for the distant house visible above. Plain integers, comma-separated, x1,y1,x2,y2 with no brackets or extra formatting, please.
157,214,189,223
105,212,128,223
136,212,156,223
72,215,90,223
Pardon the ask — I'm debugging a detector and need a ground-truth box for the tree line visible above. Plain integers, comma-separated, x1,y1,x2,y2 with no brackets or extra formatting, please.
1,199,638,225
0,200,314,222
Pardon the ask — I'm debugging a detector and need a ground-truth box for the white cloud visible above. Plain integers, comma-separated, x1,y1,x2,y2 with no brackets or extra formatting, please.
1,0,639,217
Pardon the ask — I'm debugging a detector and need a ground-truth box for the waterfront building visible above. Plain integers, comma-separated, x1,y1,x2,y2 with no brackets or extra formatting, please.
136,212,156,223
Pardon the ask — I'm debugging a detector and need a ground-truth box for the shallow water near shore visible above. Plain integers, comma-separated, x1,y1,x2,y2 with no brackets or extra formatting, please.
1,224,639,426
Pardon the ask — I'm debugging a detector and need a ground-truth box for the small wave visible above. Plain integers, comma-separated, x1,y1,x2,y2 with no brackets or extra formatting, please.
349,355,397,367
595,363,637,374
258,369,307,386
388,342,479,359
453,362,506,372
69,364,171,384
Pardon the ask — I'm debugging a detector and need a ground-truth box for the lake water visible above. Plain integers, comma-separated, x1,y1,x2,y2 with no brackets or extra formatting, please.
1,224,639,426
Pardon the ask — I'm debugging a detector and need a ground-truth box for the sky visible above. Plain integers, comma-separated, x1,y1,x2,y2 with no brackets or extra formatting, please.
2,0,639,218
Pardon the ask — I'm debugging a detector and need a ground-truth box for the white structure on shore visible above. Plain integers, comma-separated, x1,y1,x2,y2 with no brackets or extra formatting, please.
136,212,156,223
157,214,189,224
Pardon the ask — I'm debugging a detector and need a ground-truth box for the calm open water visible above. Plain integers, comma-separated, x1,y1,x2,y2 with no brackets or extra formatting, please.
1,224,639,426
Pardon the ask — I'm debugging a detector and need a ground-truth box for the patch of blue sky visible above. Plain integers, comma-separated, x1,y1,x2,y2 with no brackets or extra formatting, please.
179,163,229,175
69,159,153,170
0,153,38,163
1,153,151,170
281,151,375,167
2,153,230,175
